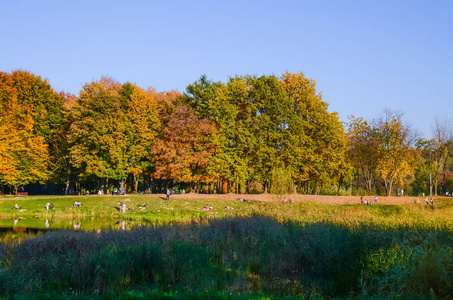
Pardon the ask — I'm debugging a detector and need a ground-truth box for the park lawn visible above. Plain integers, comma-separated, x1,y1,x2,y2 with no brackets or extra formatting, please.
1,193,453,230
0,194,255,223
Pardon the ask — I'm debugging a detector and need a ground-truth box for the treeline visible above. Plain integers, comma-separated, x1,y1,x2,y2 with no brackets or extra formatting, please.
0,70,452,196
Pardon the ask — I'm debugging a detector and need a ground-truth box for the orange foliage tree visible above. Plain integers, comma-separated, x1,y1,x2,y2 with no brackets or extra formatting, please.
0,71,60,193
151,105,217,190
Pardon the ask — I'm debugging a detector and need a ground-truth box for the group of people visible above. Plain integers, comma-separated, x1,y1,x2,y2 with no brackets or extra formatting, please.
202,204,234,211
397,189,405,197
113,187,125,195
360,196,378,206
71,200,82,208
424,197,434,205
165,188,186,200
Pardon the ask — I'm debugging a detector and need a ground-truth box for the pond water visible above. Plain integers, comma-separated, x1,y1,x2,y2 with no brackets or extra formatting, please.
0,216,143,239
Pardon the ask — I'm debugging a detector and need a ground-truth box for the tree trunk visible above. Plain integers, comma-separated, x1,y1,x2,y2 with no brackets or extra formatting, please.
349,175,353,196
133,175,139,193
336,175,342,195
385,178,394,197
314,180,319,195
366,176,372,195
64,168,71,195
356,169,359,196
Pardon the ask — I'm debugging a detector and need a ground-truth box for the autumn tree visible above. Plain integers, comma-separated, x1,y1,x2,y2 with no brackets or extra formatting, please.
0,76,50,193
346,116,380,195
374,110,416,196
0,71,60,193
152,90,184,125
125,85,161,191
7,70,64,148
430,117,452,195
151,105,217,190
51,93,78,195
68,78,160,192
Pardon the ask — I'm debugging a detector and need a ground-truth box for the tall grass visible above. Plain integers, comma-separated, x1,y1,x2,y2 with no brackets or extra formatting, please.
1,217,453,298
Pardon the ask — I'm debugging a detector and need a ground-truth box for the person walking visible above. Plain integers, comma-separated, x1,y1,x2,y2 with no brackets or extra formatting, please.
166,189,171,201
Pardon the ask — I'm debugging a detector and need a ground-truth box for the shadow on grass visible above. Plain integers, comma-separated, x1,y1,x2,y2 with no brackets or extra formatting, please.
1,216,452,299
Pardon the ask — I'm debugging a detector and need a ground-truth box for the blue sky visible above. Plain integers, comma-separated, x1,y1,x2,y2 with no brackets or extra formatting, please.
1,0,452,138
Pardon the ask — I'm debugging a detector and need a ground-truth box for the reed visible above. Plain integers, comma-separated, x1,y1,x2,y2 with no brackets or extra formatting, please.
1,217,453,298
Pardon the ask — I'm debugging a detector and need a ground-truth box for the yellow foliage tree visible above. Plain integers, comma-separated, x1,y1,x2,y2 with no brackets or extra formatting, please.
375,110,415,196
0,94,50,193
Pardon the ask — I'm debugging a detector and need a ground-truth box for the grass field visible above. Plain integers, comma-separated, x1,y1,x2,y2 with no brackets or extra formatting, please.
1,193,453,299
1,193,452,230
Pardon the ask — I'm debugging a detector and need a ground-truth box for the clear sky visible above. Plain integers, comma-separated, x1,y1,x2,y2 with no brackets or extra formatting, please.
1,0,452,138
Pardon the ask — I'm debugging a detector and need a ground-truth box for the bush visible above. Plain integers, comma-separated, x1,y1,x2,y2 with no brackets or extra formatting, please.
269,164,294,199
249,180,264,194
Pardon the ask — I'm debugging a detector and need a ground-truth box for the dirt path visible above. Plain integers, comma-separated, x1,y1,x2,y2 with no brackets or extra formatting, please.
165,193,439,205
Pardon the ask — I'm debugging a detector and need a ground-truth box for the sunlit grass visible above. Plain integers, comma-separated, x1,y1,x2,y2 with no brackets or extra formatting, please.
1,194,453,231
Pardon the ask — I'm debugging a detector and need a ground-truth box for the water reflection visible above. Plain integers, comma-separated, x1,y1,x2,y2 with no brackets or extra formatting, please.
0,217,143,242
0,216,138,232
118,220,125,230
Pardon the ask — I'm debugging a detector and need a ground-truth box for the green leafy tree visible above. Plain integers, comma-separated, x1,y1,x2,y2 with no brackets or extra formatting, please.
247,75,293,191
186,75,293,193
68,78,160,192
280,72,348,194
185,76,250,192
185,72,347,195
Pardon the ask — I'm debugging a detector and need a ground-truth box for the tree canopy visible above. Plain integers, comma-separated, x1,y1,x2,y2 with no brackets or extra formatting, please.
2,69,450,197
0,71,62,192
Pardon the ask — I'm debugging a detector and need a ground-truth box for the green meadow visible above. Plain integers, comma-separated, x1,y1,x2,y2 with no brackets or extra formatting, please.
1,194,453,299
